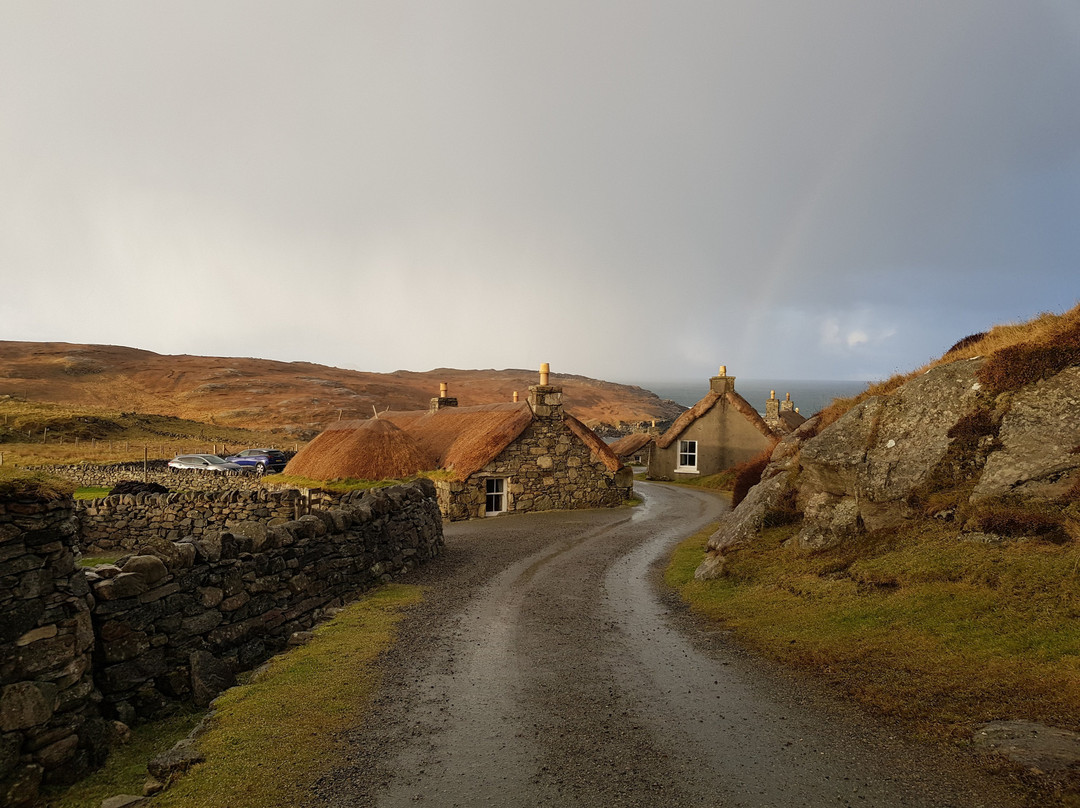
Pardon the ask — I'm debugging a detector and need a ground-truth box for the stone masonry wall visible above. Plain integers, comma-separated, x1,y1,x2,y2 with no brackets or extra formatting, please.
76,489,309,554
437,416,633,520
1,479,441,806
1,495,109,807
36,462,268,494
85,479,442,723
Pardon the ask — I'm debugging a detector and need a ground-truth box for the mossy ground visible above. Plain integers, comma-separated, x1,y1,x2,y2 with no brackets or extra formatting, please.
666,522,1080,742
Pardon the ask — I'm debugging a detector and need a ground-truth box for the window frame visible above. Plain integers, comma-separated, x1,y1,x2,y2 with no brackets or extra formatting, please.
484,477,507,515
675,439,698,472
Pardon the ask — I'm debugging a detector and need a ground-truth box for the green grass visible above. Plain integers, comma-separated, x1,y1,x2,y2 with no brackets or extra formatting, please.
667,521,1080,741
40,711,203,808
148,583,422,808
74,486,112,500
79,552,126,568
262,474,407,493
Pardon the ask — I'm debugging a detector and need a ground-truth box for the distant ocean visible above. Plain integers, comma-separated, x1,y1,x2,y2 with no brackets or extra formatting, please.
629,379,870,417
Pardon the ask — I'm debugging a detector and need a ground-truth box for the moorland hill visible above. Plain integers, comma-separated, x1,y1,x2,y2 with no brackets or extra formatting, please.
0,341,684,434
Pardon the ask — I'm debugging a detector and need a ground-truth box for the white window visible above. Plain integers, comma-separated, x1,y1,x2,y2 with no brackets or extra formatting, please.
485,478,506,515
676,440,697,472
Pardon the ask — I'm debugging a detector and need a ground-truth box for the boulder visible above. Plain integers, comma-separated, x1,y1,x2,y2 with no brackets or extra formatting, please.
972,366,1080,500
189,651,235,708
695,471,794,580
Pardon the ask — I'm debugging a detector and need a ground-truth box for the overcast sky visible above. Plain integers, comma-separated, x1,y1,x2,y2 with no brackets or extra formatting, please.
2,2,1078,384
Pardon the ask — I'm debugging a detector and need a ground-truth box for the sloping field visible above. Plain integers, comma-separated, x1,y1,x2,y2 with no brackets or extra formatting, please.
0,341,684,432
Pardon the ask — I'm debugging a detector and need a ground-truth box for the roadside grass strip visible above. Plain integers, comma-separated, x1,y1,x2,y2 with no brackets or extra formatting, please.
40,712,203,808
666,522,1080,741
45,584,421,808
150,583,422,808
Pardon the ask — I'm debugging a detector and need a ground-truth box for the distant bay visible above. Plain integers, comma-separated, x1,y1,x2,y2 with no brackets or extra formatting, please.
632,379,870,417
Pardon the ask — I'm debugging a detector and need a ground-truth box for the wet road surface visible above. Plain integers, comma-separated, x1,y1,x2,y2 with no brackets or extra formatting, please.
314,481,1027,807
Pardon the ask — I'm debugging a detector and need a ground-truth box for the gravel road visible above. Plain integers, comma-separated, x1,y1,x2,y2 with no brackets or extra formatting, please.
312,481,1028,808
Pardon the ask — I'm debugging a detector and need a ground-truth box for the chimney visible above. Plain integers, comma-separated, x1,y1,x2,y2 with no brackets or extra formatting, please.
512,391,519,402
528,362,563,419
765,389,780,422
780,392,795,413
429,382,458,413
708,364,735,394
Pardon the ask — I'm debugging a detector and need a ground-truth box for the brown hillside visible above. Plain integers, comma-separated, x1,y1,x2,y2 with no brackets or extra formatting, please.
0,341,684,433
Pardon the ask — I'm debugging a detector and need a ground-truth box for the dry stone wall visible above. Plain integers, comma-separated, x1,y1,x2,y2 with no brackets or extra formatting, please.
77,489,308,553
1,495,112,807
0,479,442,807
85,479,442,722
33,462,268,494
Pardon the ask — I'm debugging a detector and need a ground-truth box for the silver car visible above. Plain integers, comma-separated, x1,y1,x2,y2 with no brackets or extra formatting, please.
167,454,245,473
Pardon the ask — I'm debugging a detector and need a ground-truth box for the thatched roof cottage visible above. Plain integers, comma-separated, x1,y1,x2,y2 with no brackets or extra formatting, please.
647,366,786,481
286,365,633,520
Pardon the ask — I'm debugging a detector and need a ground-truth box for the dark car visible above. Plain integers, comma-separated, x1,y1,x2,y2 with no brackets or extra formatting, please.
167,454,245,473
225,448,289,474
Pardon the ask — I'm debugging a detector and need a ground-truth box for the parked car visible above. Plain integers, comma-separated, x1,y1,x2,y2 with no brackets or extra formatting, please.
168,454,245,473
225,448,289,474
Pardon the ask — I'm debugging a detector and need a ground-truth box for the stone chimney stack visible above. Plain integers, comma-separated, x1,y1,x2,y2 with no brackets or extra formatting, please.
708,365,736,394
429,382,458,413
528,362,563,419
780,392,795,413
765,389,780,422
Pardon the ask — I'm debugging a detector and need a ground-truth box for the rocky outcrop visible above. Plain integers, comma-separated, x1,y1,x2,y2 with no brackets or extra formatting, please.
697,357,1080,578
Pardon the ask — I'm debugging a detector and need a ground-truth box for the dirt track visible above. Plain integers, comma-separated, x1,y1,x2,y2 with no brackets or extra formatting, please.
313,482,1028,807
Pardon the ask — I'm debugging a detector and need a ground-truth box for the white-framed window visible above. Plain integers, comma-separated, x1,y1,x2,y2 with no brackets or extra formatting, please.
676,440,698,472
485,477,506,515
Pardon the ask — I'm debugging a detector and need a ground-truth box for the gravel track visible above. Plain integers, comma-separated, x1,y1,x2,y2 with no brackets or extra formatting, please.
312,482,1028,807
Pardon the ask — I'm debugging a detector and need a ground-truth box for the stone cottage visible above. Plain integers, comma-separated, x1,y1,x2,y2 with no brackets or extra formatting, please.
763,390,807,435
647,366,781,481
286,365,633,520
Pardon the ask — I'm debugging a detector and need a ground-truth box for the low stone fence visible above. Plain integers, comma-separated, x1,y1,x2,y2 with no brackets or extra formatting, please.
76,489,310,553
0,495,110,805
0,479,443,807
30,463,269,494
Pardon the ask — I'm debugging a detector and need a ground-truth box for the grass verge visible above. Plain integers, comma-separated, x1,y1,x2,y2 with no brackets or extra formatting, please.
150,583,422,808
666,521,1080,742
40,711,203,808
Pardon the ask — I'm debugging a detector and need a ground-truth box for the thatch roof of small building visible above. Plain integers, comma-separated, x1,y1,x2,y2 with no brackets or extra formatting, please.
608,432,655,458
656,390,776,449
284,399,624,483
284,417,437,480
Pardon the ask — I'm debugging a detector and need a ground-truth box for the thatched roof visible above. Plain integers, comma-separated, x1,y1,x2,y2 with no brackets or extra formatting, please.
565,414,623,472
656,390,776,448
380,402,536,480
608,432,655,458
285,417,437,480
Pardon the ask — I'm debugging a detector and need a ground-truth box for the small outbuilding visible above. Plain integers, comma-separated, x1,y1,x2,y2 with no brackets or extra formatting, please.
647,366,780,481
286,365,633,520
608,431,656,466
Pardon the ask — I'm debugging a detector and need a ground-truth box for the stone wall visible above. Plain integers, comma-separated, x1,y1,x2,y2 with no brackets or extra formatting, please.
1,495,109,807
86,479,442,722
0,479,442,806
77,489,309,554
33,462,268,494
437,416,633,520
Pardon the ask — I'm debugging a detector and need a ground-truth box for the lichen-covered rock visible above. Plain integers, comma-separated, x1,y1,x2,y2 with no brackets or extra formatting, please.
794,494,861,550
972,366,1080,501
799,360,986,525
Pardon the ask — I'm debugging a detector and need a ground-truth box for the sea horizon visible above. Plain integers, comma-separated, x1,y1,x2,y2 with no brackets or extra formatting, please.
625,378,870,417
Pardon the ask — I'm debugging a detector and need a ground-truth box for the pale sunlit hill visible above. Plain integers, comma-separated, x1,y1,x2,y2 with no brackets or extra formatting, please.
0,341,685,434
